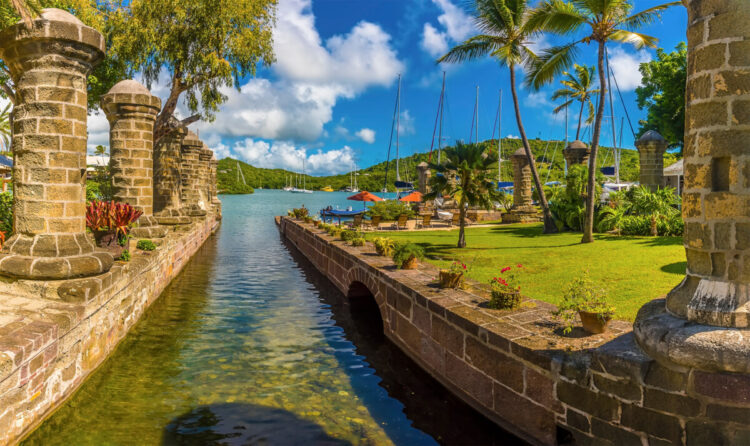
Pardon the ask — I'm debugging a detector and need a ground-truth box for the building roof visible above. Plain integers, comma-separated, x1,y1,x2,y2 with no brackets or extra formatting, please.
0,156,11,169
664,159,683,176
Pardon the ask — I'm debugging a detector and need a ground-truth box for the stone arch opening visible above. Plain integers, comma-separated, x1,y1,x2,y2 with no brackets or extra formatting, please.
346,281,384,336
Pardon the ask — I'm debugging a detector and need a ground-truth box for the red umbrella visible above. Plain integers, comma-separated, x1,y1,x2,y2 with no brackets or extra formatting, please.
399,191,423,202
347,190,384,208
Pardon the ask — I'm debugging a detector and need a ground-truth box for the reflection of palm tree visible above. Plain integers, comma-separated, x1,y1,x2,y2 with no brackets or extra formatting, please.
527,0,680,243
437,0,557,234
0,103,10,153
551,64,598,140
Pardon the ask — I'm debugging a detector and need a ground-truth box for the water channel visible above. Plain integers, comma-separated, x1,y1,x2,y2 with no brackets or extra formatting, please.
24,191,521,445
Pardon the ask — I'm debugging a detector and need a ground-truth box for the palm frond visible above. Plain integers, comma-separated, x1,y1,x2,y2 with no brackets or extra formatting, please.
609,30,658,49
437,35,504,64
527,0,587,35
619,2,681,30
553,99,574,114
525,41,582,89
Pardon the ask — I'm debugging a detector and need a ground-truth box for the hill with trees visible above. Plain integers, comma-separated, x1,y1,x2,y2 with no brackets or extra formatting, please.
216,137,681,194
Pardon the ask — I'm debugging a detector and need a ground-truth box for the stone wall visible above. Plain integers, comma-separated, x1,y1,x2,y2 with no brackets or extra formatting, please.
279,217,750,446
0,215,219,445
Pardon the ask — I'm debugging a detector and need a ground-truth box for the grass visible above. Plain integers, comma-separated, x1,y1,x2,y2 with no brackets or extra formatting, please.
369,223,686,321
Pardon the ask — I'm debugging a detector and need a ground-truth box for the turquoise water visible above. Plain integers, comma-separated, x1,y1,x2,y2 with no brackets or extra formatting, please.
24,191,519,445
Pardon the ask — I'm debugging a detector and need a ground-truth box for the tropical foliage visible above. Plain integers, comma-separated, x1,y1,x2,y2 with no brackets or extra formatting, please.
0,190,11,234
554,271,615,334
551,64,599,140
85,200,143,238
548,165,602,232
391,242,425,269
425,142,501,248
596,186,682,236
527,0,681,243
366,201,414,220
437,0,557,233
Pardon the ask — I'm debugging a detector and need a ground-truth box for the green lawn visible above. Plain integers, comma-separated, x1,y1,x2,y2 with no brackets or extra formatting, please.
371,223,686,321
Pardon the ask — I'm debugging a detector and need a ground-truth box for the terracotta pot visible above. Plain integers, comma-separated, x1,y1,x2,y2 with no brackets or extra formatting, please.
579,311,611,334
401,256,418,270
439,270,463,289
489,290,521,310
93,230,125,259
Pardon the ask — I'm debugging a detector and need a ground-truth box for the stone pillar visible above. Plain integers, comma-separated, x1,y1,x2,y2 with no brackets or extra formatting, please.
635,130,668,191
416,162,431,194
0,9,113,279
209,154,222,218
101,80,167,238
502,148,541,223
634,0,750,373
153,126,190,225
199,145,214,213
563,140,590,167
179,131,207,217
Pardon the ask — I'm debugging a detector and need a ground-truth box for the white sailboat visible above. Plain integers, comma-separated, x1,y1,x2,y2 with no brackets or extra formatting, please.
283,174,293,191
291,158,312,194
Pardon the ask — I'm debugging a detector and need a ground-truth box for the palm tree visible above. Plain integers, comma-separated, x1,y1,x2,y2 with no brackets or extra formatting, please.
0,102,10,153
425,142,501,248
551,64,598,140
437,0,557,234
527,0,680,243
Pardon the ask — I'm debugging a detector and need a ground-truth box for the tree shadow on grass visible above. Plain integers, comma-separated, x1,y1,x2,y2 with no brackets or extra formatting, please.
162,403,352,446
661,261,686,275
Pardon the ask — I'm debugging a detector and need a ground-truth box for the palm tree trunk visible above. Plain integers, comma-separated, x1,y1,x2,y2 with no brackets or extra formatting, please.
509,67,557,234
582,41,607,244
576,100,585,140
458,196,467,248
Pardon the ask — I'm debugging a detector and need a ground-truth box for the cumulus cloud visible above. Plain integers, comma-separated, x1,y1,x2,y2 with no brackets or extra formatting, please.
421,23,448,57
433,0,473,42
227,138,355,175
355,128,376,143
400,110,416,135
608,47,652,91
87,111,110,154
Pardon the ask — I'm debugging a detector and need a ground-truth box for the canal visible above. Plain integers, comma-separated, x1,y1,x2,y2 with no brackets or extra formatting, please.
24,190,521,445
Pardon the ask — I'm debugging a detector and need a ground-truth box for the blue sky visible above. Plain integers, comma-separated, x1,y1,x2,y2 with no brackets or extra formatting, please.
89,0,688,176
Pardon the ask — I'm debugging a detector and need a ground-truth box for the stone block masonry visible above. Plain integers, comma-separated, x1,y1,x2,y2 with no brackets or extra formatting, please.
0,214,220,445
280,217,750,445
503,148,541,224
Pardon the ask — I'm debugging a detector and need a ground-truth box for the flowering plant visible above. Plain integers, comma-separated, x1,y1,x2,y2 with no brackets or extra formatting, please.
490,264,523,293
448,260,468,274
86,200,143,238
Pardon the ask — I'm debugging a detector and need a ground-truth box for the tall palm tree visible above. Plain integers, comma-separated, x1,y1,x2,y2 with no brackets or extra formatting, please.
527,0,680,243
425,142,501,248
551,64,598,140
437,0,557,234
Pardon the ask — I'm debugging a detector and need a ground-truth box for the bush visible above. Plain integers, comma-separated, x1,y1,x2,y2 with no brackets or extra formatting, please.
373,237,395,256
119,249,131,262
367,201,415,220
350,237,366,247
136,239,157,251
392,243,425,268
554,271,615,334
340,229,359,241
0,191,11,235
292,207,309,219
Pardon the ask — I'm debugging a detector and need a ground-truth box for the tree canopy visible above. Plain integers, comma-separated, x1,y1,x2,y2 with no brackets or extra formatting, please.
635,42,686,151
106,0,277,143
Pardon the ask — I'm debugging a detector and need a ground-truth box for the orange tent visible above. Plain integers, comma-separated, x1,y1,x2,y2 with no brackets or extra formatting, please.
399,191,423,202
347,190,384,208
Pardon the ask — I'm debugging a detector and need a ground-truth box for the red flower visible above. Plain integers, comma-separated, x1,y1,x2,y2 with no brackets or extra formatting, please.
501,266,511,273
517,264,523,268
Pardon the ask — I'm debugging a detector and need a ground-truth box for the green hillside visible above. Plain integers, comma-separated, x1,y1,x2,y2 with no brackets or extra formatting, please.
217,138,681,193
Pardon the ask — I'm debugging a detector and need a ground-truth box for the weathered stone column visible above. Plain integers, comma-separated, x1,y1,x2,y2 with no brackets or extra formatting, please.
417,162,431,194
634,0,750,373
101,80,167,238
209,153,222,218
199,145,214,213
179,131,208,217
635,131,668,191
563,140,590,167
153,126,190,225
0,9,113,279
502,148,541,223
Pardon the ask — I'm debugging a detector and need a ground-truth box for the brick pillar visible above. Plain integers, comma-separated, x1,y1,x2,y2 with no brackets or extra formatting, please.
634,0,750,373
0,9,113,279
502,148,541,224
635,131,668,191
153,126,190,225
101,80,167,238
563,140,590,167
179,131,207,217
417,162,431,194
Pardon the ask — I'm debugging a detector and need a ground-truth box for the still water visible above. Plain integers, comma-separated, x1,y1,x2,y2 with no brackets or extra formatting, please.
24,190,520,445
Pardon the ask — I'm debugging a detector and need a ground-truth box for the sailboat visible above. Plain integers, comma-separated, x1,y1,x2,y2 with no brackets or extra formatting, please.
283,174,293,191
345,162,360,193
383,74,413,196
291,158,313,194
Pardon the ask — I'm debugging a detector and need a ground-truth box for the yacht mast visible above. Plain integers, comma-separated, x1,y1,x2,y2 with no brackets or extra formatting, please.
497,90,502,182
475,86,479,143
438,73,445,164
396,75,401,182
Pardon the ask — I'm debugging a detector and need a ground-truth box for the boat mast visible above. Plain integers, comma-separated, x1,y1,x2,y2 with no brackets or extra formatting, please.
383,74,401,193
606,48,619,184
396,75,401,182
438,72,445,164
475,86,479,143
497,90,502,182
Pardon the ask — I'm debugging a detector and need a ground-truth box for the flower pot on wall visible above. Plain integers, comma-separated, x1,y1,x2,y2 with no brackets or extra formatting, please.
93,230,125,259
579,311,611,334
439,270,463,289
401,256,418,270
489,290,521,310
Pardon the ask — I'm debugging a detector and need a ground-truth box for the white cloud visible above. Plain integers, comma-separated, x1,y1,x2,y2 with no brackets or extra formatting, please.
506,134,520,139
228,138,355,175
400,110,416,135
355,128,376,143
421,23,448,57
86,111,110,154
526,91,553,109
608,47,652,91
433,0,473,42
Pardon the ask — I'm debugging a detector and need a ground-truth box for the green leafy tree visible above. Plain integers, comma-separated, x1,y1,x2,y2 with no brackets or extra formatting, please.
527,0,680,243
437,0,557,234
425,142,501,248
0,102,10,153
636,42,687,151
107,0,276,144
551,64,599,140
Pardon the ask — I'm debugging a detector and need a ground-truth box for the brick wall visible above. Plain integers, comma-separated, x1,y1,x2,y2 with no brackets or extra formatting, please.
279,217,750,446
0,215,219,445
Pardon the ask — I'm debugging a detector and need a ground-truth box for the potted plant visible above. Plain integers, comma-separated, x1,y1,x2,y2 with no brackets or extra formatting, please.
86,200,142,258
488,264,524,309
439,260,466,289
351,237,366,247
554,271,615,334
373,237,395,257
392,243,424,270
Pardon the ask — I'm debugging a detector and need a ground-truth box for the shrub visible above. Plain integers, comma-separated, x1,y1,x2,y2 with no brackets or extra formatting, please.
0,191,11,235
366,201,415,220
85,201,143,238
392,243,425,269
292,207,309,218
373,237,395,256
350,237,366,247
136,239,157,251
340,229,358,241
119,249,131,262
554,271,615,334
